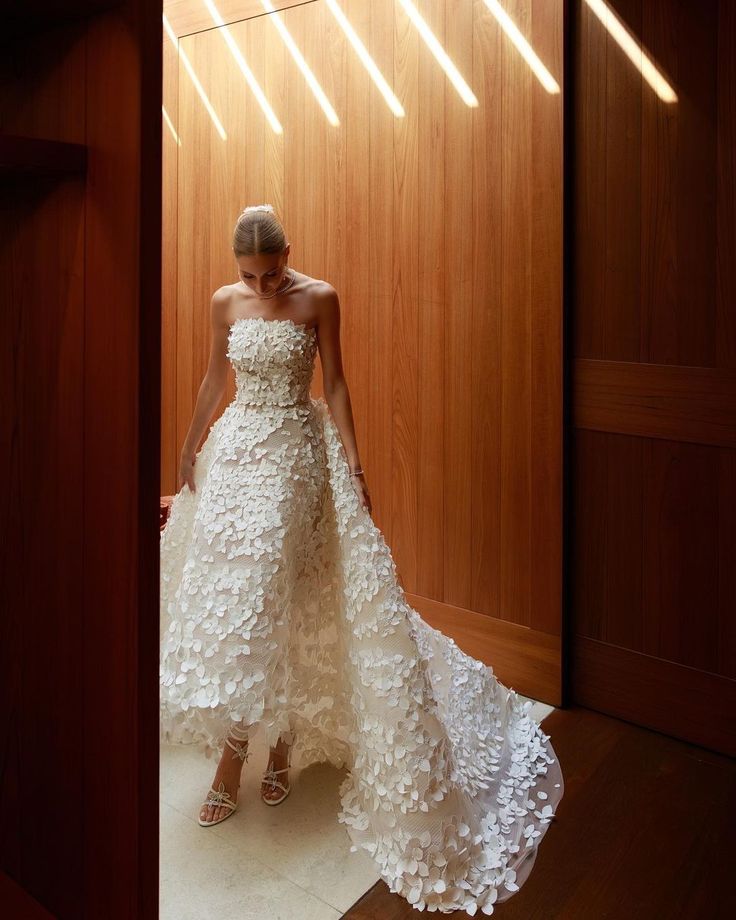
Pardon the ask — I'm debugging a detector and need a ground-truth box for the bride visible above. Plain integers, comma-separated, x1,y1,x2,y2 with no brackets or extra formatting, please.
160,204,563,915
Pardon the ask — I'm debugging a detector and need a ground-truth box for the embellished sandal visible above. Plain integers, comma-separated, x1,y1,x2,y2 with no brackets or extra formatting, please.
261,741,293,806
198,736,251,827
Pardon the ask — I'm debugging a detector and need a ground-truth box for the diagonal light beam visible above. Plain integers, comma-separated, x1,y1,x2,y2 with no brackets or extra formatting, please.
163,13,227,141
585,0,677,102
261,0,340,126
163,14,227,140
482,0,560,94
162,105,182,146
326,0,405,117
397,0,478,107
203,0,284,134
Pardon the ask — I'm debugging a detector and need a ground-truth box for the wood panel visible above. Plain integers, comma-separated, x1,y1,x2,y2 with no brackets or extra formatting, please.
0,22,88,917
570,0,736,755
164,0,564,702
444,0,475,611
391,0,420,590
0,1,161,916
162,25,179,492
574,359,736,448
84,2,162,915
163,0,308,38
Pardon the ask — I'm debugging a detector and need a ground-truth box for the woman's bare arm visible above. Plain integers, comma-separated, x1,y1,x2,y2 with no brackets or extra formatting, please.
314,284,364,475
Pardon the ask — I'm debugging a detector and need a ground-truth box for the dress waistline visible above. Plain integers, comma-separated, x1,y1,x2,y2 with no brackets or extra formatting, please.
232,398,312,410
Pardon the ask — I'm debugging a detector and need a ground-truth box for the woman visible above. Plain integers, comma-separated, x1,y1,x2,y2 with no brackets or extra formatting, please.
160,204,564,915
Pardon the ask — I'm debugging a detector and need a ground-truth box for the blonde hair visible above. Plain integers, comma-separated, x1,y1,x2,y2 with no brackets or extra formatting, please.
232,204,287,257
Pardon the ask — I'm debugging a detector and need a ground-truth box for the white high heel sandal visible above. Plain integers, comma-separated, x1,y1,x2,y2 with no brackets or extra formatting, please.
261,740,293,806
198,736,251,827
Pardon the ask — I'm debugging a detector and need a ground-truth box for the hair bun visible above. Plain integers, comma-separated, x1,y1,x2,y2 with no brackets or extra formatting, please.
242,204,275,214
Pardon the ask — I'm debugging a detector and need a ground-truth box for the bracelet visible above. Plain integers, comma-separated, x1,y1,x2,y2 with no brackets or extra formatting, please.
350,468,364,477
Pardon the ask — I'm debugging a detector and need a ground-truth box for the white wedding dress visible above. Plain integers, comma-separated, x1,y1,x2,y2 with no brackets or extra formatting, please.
160,315,564,915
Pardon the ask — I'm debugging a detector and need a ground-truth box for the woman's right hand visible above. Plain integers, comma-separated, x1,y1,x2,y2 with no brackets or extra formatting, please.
178,449,197,494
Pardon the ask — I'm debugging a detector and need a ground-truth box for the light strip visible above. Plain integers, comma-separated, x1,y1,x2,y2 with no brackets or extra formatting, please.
261,1,340,127
203,0,284,134
325,0,405,117
396,0,478,107
162,14,228,140
482,0,560,94
162,105,182,145
584,0,677,102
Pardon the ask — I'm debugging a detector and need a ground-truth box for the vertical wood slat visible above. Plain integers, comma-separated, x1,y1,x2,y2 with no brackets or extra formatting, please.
416,0,447,605
470,0,502,618
500,0,533,625
444,0,475,612
573,0,607,359
392,0,420,588
530,0,564,633
162,32,179,492
604,0,641,362
366,0,394,541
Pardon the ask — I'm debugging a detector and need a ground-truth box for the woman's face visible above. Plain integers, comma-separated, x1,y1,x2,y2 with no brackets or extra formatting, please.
236,248,290,297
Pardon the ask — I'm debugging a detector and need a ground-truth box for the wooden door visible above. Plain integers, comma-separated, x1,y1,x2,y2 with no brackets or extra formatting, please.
570,0,736,756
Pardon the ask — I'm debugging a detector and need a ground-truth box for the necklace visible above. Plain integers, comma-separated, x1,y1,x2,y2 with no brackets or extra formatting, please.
242,266,296,300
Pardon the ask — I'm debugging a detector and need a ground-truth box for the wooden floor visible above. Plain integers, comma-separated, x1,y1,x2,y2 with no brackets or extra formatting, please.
343,704,736,919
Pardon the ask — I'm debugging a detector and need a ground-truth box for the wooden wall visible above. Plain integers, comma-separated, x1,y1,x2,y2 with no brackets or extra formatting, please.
161,0,564,703
0,1,161,915
570,0,736,756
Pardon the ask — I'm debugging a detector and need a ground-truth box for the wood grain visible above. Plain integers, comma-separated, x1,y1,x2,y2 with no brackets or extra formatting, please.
1,1,161,916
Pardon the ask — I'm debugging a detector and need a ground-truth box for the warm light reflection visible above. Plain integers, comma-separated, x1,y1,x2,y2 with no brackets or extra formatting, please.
325,0,405,117
482,0,560,94
261,1,340,127
396,0,478,107
162,14,228,140
162,105,182,145
584,0,677,102
203,0,284,134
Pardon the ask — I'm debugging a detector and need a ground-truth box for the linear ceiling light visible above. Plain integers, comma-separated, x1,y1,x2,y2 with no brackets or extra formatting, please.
162,14,228,140
162,105,182,145
325,0,405,118
261,1,340,127
203,0,284,134
584,0,677,102
396,0,478,107
482,0,560,94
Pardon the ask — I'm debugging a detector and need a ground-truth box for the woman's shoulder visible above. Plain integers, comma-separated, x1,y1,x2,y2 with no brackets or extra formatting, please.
213,283,238,301
294,272,333,293
300,275,337,301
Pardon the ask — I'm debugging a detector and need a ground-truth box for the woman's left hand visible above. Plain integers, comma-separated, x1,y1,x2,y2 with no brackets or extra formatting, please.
352,473,372,515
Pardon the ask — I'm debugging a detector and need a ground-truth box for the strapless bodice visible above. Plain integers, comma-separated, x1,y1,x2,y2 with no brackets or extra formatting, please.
226,316,317,408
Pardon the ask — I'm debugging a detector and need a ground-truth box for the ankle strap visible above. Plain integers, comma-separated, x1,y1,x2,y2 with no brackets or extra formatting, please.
228,723,251,741
225,737,250,762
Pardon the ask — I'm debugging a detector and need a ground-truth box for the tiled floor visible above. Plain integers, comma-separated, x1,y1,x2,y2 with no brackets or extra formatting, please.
160,696,556,919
